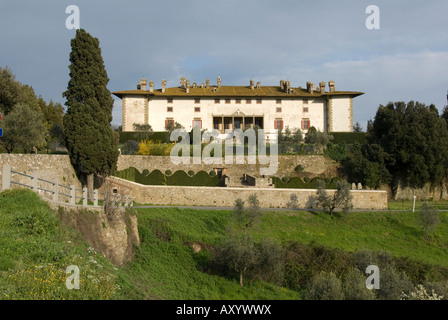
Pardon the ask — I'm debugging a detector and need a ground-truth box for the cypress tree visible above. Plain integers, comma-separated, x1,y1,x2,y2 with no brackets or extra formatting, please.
63,29,118,191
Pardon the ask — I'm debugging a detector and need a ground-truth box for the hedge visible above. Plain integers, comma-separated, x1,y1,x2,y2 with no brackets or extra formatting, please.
330,132,367,145
115,167,218,186
272,176,342,189
119,131,171,144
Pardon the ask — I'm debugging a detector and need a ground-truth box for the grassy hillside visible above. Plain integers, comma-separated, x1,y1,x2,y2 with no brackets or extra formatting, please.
1,189,448,300
0,189,118,299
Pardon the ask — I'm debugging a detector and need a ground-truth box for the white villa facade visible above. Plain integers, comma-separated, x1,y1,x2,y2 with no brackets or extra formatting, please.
113,77,363,139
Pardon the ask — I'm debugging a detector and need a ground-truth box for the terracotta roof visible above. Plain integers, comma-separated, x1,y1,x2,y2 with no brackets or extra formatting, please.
112,85,363,99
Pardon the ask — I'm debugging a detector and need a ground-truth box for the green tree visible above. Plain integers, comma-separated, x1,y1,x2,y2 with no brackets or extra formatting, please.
0,66,22,115
216,234,259,287
278,126,303,154
215,194,284,287
63,29,118,191
231,194,262,234
133,123,153,142
305,127,333,154
343,142,391,189
0,104,46,153
342,268,376,300
316,180,353,217
418,202,440,235
304,271,345,300
368,101,448,192
353,121,363,132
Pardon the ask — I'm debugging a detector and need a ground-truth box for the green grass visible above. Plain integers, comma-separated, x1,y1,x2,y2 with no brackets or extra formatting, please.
388,199,448,211
0,189,118,300
255,210,448,267
2,189,448,300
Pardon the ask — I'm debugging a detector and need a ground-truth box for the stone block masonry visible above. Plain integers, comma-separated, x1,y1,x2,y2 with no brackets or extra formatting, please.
0,154,387,209
106,176,388,210
0,154,82,191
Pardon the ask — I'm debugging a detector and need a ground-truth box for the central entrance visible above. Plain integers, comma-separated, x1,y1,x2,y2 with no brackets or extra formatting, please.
213,114,264,133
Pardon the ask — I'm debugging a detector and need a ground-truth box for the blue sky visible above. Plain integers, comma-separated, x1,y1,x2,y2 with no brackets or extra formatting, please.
1,0,447,129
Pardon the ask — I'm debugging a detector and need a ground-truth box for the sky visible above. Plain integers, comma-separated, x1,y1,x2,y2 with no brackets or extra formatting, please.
1,0,447,129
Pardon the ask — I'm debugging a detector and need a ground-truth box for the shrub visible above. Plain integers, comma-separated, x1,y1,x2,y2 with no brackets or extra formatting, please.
282,177,290,183
342,268,376,300
286,194,299,209
215,234,259,287
137,140,175,156
119,131,171,144
142,169,149,176
316,180,353,217
121,140,139,155
254,238,285,285
188,170,195,176
303,176,311,183
375,266,413,300
418,202,440,235
294,164,304,173
165,170,172,176
304,271,344,300
325,142,348,163
209,170,216,177
401,284,444,300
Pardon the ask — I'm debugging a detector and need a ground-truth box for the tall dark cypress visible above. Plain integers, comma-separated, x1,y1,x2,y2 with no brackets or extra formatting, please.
63,29,118,191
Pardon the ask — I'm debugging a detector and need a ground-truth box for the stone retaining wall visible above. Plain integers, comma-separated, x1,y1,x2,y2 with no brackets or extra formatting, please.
105,176,388,210
0,154,81,191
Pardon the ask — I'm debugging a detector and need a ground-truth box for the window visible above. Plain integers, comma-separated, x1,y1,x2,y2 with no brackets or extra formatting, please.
276,107,282,113
256,98,262,104
167,98,173,103
167,106,173,112
194,107,200,112
303,107,309,113
274,119,283,130
235,98,241,104
225,98,231,104
303,99,309,104
195,98,201,104
301,119,311,130
165,119,174,130
246,99,252,104
276,99,282,104
192,119,202,128
215,98,220,104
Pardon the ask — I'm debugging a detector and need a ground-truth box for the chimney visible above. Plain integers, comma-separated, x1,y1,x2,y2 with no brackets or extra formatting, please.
280,79,285,90
329,80,335,92
217,76,221,88
141,78,147,91
137,82,141,90
319,81,326,93
256,81,261,89
250,79,255,90
285,81,291,92
149,80,154,93
307,82,315,94
206,79,210,88
186,79,190,93
180,77,186,89
161,79,167,93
